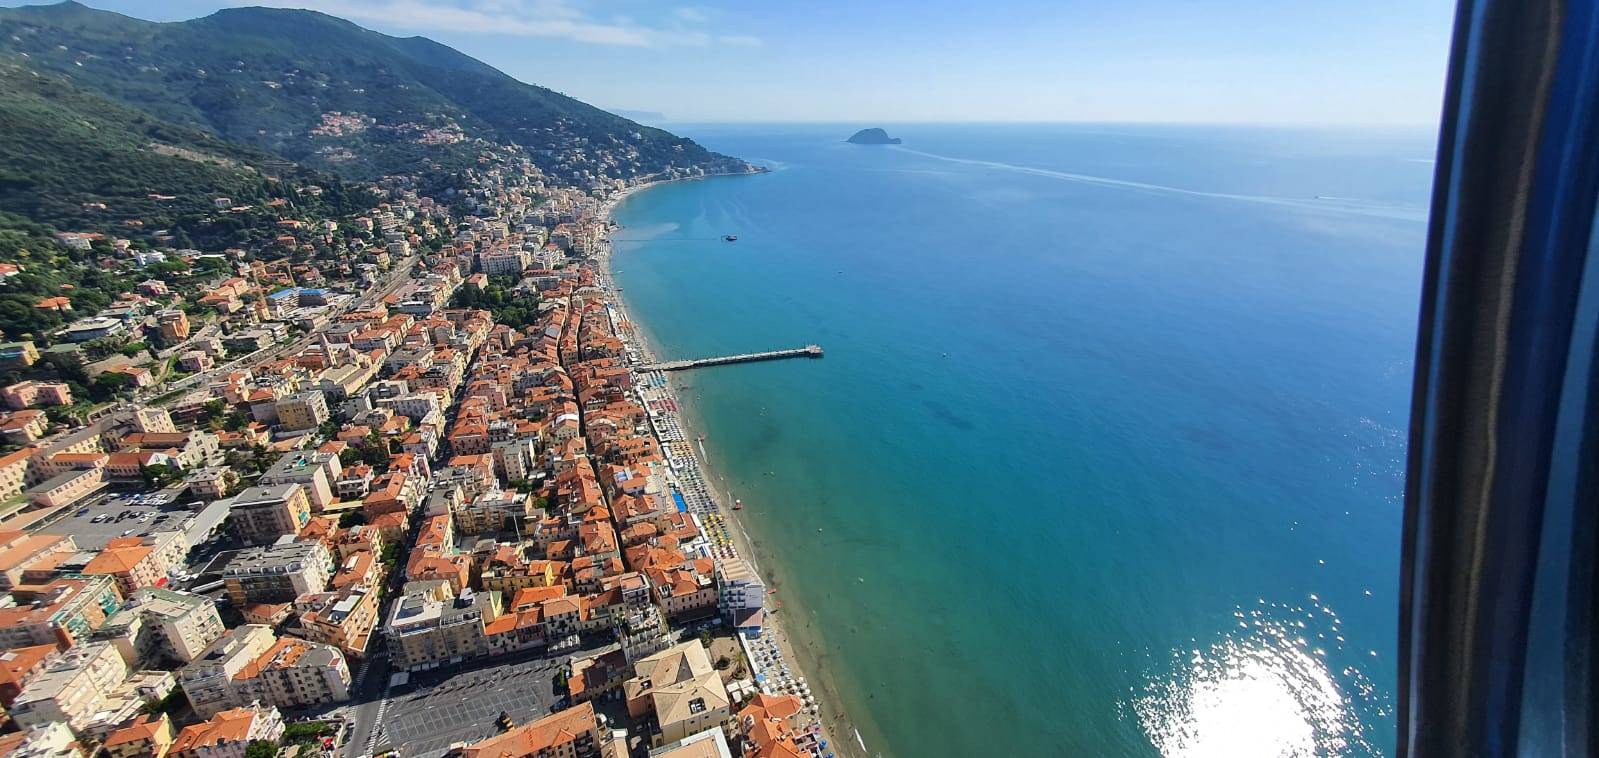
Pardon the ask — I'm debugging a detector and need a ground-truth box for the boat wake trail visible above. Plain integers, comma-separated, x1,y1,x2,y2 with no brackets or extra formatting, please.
892,147,1428,222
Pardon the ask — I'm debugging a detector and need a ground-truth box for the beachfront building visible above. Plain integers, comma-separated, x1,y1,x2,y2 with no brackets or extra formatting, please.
624,641,732,748
733,693,808,758
655,728,735,758
715,557,764,626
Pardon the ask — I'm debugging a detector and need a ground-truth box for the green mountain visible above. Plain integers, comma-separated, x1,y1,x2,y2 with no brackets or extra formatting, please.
0,1,751,183
0,59,371,338
0,60,368,244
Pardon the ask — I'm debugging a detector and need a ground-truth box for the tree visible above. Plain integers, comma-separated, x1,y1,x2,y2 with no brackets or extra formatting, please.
282,722,331,744
142,688,188,717
91,371,135,401
143,462,185,489
244,741,278,758
361,432,390,468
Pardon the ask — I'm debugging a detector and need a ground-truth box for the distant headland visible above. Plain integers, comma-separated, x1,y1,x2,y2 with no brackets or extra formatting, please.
847,128,902,145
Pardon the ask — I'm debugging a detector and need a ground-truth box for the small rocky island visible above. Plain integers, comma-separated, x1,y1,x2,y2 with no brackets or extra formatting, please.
847,128,902,145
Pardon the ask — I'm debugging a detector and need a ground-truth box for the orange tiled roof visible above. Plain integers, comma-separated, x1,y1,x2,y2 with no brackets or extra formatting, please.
171,707,260,753
457,702,596,758
82,544,153,575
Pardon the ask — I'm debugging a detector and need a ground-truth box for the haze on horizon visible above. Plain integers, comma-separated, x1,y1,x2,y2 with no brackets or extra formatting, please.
1,0,1457,127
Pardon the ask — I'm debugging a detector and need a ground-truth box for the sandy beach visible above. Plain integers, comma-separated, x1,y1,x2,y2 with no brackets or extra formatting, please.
596,175,873,758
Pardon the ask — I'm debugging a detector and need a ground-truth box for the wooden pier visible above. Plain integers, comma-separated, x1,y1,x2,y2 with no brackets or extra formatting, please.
641,344,823,372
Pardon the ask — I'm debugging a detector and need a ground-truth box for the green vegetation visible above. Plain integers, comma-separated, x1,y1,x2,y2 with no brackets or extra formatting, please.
0,59,368,337
0,2,753,184
0,61,370,247
450,274,539,328
282,721,334,745
141,688,188,718
244,741,278,758
142,462,186,488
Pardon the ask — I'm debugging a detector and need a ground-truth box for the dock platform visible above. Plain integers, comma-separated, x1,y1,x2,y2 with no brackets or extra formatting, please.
641,344,823,372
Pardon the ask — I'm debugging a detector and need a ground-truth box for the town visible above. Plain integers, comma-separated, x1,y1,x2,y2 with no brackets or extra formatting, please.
0,151,827,758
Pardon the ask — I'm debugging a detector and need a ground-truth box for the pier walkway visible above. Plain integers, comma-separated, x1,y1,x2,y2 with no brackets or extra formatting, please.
640,344,823,371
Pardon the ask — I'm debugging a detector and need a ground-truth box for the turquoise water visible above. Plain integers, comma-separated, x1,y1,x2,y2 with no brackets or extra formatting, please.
612,124,1433,757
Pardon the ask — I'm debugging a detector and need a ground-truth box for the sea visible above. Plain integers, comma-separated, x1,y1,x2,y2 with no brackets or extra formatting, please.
610,123,1434,757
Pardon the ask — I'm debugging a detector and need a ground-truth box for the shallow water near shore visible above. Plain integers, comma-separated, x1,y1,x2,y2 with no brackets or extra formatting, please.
612,123,1431,757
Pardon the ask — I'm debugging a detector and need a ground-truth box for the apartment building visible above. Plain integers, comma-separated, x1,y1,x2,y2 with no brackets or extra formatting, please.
104,714,175,758
80,531,189,595
132,407,177,434
0,531,76,591
454,488,533,535
624,641,732,748
0,575,122,648
0,381,72,410
0,644,59,708
169,703,284,758
385,589,496,671
179,625,351,717
259,451,342,511
221,540,333,606
226,484,312,545
185,467,236,500
274,391,330,432
293,584,379,658
156,309,191,343
0,722,78,758
10,641,127,731
95,587,226,667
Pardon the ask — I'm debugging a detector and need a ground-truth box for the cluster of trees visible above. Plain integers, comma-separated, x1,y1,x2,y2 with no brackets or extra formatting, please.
449,274,540,329
0,60,376,338
337,431,393,466
0,224,138,337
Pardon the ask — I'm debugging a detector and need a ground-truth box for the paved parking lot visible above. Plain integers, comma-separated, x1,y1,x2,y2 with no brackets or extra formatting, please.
35,490,188,550
376,655,566,757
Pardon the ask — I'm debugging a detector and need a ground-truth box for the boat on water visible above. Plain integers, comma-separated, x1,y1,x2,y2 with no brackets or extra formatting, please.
723,234,738,242
733,498,744,510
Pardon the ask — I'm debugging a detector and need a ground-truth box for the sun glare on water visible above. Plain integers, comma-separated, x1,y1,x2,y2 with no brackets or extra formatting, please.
1131,600,1384,757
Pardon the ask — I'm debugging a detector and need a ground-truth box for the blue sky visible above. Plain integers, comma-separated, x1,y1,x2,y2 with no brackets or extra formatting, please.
5,0,1458,125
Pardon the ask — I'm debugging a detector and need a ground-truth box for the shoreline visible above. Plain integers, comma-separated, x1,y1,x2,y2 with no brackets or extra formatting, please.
596,175,874,758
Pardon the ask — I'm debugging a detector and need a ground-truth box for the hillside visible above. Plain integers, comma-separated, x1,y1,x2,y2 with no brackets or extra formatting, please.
0,61,369,244
0,1,752,184
0,60,373,338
